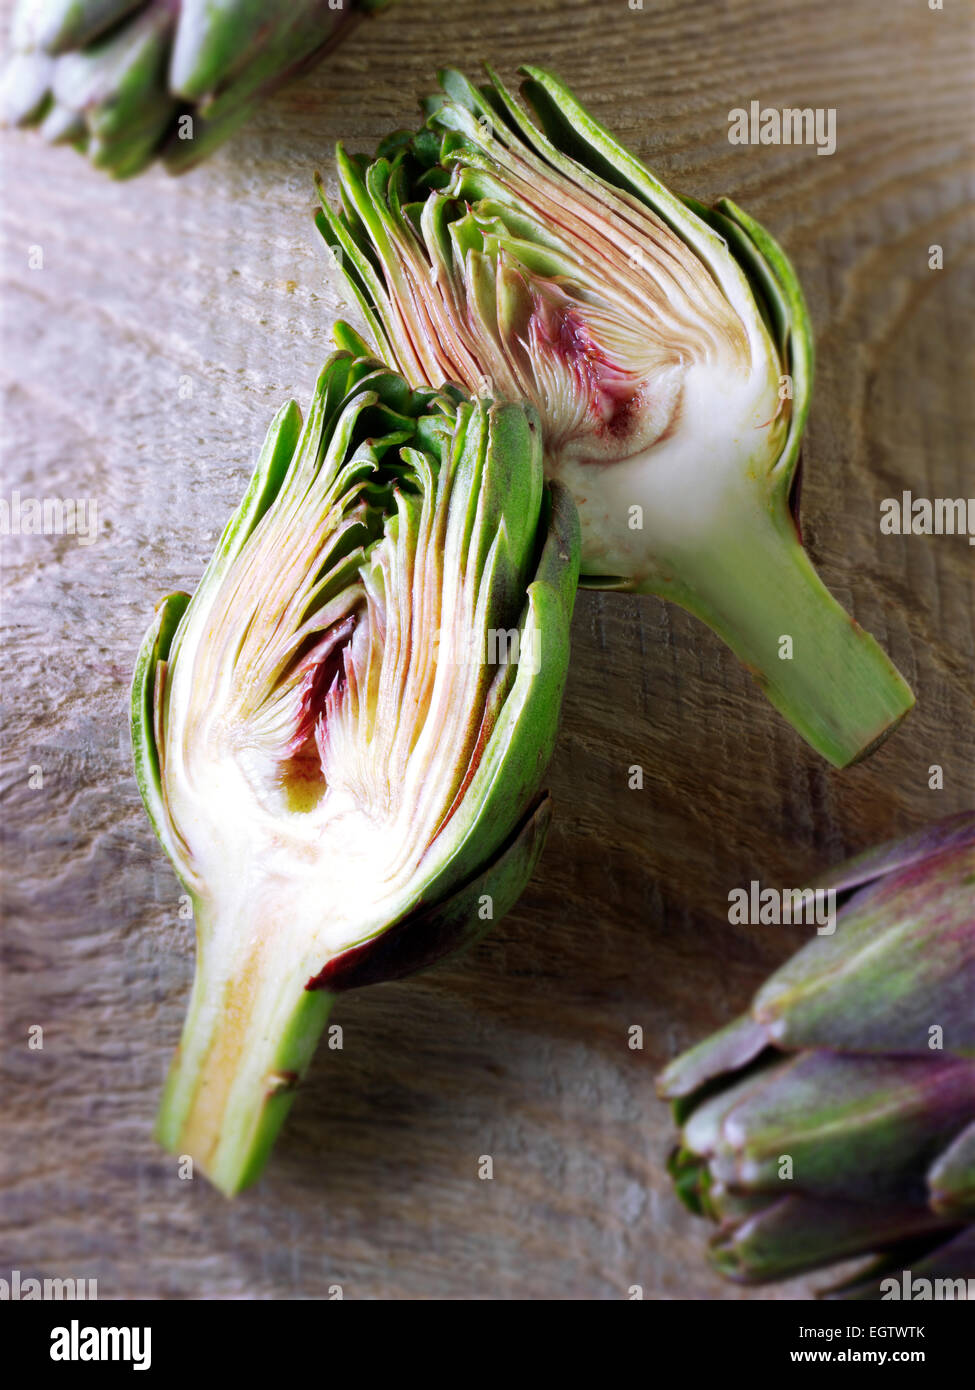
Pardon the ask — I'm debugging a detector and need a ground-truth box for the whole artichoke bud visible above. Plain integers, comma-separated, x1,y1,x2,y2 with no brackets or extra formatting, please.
131,335,580,1194
657,813,975,1297
1,0,386,177
316,64,914,767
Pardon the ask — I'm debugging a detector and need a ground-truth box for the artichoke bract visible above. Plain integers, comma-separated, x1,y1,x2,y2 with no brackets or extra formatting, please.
316,64,914,767
657,812,975,1296
131,337,580,1195
1,0,385,177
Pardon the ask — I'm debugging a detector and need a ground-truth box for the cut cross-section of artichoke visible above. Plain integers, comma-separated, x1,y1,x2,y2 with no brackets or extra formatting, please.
317,64,914,767
131,341,580,1194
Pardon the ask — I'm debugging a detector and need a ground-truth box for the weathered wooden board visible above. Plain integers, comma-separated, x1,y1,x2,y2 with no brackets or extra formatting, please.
1,0,972,1300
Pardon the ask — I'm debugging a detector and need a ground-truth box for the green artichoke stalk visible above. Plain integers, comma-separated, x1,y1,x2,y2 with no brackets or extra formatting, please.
131,335,580,1195
658,812,975,1296
316,64,914,767
1,0,387,177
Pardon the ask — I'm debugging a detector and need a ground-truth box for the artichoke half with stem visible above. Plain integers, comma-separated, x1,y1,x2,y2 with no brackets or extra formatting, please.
316,64,914,768
1,0,386,178
131,335,580,1195
657,812,975,1297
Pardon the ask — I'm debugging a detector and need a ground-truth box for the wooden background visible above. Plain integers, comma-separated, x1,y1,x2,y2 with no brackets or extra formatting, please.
1,0,973,1300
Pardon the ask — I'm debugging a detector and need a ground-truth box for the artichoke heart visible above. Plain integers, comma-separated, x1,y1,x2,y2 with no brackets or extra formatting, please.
317,64,914,767
131,340,580,1194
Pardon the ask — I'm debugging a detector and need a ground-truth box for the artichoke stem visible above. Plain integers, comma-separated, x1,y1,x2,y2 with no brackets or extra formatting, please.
648,486,914,767
156,904,334,1197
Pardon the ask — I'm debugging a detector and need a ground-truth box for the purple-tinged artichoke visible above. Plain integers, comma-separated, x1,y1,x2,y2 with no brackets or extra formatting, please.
658,812,975,1296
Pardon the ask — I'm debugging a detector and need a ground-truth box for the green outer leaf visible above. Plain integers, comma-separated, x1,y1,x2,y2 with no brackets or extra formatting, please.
0,50,55,125
331,319,376,361
130,590,190,876
656,1013,770,1105
169,0,293,101
691,195,814,489
314,152,410,357
928,1119,975,1218
817,811,975,897
169,0,355,106
421,478,580,901
33,0,144,54
39,99,85,143
701,1051,975,1205
50,5,173,117
711,1195,953,1285
753,837,975,1056
824,1228,975,1299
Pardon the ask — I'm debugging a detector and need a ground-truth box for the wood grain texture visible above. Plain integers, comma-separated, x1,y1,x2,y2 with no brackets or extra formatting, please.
1,0,973,1300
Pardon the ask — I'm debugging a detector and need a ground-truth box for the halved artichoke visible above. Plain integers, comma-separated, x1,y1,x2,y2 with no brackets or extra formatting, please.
131,336,580,1194
316,64,914,767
